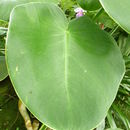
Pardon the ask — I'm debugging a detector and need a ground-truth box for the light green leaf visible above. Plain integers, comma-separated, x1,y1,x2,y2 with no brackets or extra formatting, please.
99,0,130,33
106,128,123,130
96,119,105,130
0,56,8,81
6,3,125,130
0,0,59,21
77,0,101,11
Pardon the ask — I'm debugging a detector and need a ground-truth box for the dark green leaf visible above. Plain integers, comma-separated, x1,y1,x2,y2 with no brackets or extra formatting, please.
77,0,101,11
0,56,8,81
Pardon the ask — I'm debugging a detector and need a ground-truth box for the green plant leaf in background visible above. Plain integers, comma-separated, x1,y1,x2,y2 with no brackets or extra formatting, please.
0,0,59,21
99,0,130,34
95,11,117,29
6,3,125,130
0,35,5,55
123,35,130,56
0,27,7,36
0,78,26,130
77,0,101,11
0,56,8,81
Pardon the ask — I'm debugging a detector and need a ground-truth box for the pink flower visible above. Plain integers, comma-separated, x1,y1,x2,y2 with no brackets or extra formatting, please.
74,8,86,18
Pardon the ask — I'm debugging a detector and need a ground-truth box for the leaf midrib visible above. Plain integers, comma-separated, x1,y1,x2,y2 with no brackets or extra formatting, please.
64,29,72,121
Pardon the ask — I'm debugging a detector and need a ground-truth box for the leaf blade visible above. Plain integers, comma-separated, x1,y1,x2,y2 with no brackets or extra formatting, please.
99,0,130,33
6,3,125,130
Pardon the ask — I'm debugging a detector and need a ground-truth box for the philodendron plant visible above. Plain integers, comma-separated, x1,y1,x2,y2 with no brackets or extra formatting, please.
1,0,130,129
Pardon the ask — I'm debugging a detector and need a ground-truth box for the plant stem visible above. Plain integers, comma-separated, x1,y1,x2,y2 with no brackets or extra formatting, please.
110,25,119,35
0,49,5,51
18,100,33,130
92,8,104,22
0,27,8,31
107,110,117,128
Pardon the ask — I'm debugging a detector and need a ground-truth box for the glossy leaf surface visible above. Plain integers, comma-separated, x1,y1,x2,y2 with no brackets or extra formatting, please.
77,0,101,11
0,56,8,81
6,3,125,130
99,0,130,33
0,0,59,21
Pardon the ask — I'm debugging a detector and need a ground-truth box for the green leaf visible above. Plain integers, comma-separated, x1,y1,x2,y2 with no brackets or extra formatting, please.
96,119,105,130
77,0,101,11
106,128,123,130
0,56,8,81
6,3,125,130
99,0,130,34
0,0,59,21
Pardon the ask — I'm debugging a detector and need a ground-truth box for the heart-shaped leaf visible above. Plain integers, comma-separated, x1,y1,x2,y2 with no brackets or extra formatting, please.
0,56,8,81
0,0,59,21
99,0,130,34
6,3,125,130
77,0,101,11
